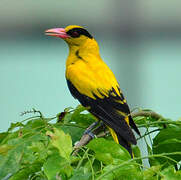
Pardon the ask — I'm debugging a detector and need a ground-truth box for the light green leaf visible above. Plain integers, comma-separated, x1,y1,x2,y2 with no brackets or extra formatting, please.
0,132,9,144
43,154,72,180
7,122,24,132
160,166,181,180
0,144,13,155
54,124,84,145
87,138,130,164
46,128,72,160
98,164,142,180
143,165,161,180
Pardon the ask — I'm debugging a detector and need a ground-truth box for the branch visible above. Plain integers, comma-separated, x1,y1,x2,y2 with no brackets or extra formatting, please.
131,111,163,120
73,124,107,155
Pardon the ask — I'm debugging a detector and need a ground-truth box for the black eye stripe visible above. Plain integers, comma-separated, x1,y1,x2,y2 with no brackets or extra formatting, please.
66,28,93,39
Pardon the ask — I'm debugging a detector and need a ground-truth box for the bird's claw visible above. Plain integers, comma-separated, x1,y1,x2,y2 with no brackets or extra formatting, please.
83,129,95,139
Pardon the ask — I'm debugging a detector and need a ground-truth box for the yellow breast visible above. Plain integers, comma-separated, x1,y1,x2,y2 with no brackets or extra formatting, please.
66,55,120,99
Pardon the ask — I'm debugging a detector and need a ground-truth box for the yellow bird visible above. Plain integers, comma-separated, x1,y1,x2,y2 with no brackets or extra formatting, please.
45,25,140,157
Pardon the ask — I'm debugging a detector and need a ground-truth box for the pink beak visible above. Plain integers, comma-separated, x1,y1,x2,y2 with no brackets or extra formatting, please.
45,28,70,39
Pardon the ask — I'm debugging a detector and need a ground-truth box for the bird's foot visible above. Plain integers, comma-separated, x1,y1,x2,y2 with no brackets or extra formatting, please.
83,129,95,138
83,121,99,138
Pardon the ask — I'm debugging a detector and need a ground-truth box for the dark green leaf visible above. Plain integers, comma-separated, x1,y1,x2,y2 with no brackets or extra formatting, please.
9,161,42,180
70,167,91,180
62,125,84,145
153,126,181,166
71,113,95,127
23,118,47,133
70,105,95,127
146,144,160,167
0,147,22,179
132,146,142,165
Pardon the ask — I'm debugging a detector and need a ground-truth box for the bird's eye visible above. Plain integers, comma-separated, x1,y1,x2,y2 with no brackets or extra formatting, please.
71,31,79,38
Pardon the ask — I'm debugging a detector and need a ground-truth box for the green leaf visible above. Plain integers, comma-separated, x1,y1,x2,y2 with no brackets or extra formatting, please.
71,113,95,127
70,167,92,180
70,105,95,127
1,131,19,145
23,118,47,133
87,138,131,164
46,128,72,160
0,147,22,179
28,141,48,161
61,112,73,124
0,128,48,179
0,144,13,155
0,132,9,144
160,166,181,180
73,105,87,115
43,154,72,180
143,165,161,180
146,144,160,167
7,122,24,132
132,146,142,165
62,126,84,145
88,139,142,179
9,161,42,180
153,126,181,145
153,126,181,166
98,164,142,180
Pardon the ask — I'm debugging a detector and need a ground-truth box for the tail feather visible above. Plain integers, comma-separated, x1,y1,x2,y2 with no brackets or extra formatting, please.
108,127,133,157
129,116,140,136
117,133,133,158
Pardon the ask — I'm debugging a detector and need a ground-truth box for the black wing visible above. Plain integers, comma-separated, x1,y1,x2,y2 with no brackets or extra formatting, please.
67,80,140,145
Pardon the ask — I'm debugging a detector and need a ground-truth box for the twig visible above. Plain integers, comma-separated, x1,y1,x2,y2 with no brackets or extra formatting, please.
131,111,163,120
20,108,43,118
137,128,161,140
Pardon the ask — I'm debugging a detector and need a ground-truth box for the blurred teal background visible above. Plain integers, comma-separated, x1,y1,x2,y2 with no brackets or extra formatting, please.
1,0,181,133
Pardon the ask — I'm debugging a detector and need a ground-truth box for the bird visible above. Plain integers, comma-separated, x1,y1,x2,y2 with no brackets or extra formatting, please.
45,25,140,157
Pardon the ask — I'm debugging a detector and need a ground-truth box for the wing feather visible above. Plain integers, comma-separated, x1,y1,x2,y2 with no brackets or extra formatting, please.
67,80,139,145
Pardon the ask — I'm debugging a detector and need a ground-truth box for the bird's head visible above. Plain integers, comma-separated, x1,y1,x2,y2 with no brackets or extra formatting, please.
45,25,93,47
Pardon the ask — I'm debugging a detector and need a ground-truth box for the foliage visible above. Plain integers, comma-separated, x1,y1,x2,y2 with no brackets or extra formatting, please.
0,105,181,180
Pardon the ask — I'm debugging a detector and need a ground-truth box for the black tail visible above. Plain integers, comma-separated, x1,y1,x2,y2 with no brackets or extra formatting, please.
117,133,133,158
129,116,141,136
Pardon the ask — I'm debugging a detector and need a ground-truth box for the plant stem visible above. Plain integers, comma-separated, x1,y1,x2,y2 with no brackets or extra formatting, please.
137,120,181,128
137,128,161,140
76,148,89,169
